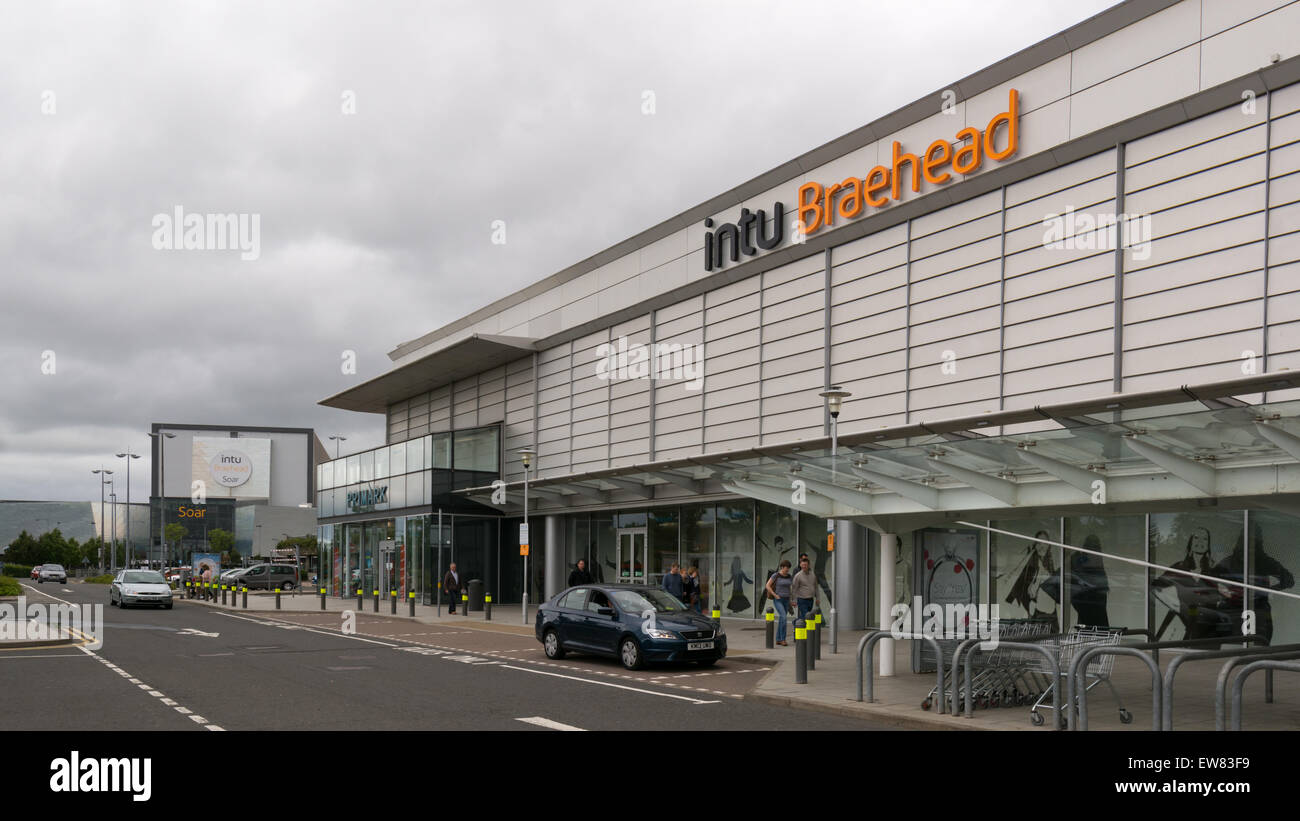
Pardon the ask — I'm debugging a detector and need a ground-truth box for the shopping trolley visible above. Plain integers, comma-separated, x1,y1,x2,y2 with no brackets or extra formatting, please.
1026,625,1132,727
919,618,1054,711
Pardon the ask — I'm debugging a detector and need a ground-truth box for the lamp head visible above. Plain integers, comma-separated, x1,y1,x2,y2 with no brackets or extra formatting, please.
518,448,536,470
819,387,851,418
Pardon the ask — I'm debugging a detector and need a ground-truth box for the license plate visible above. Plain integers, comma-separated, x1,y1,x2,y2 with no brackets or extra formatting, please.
687,641,714,651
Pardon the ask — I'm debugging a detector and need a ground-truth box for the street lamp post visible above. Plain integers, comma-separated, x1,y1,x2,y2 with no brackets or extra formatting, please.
329,435,347,459
148,431,176,569
109,487,117,572
819,386,851,654
116,448,141,567
92,468,113,572
518,448,535,625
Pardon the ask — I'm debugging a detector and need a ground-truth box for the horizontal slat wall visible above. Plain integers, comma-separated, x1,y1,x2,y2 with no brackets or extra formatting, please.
760,255,826,443
502,355,534,483
1268,82,1300,402
569,328,611,473
608,314,652,468
535,341,573,473
653,298,704,461
1122,102,1269,393
703,276,761,452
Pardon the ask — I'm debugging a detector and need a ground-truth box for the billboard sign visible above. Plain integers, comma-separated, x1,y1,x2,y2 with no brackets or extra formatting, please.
192,437,271,498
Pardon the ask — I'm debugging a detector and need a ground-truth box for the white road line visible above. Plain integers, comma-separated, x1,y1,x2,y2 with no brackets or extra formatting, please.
516,716,586,731
216,611,400,647
498,665,721,705
76,645,217,730
206,725,225,731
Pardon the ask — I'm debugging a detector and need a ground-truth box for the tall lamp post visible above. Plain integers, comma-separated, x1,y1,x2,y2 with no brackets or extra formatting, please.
116,447,141,567
518,448,536,625
92,468,113,572
329,435,347,459
819,386,851,654
108,485,117,573
148,431,176,568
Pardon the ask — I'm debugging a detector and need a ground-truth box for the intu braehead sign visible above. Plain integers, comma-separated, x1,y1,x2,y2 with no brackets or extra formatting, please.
703,89,1020,272
346,486,388,512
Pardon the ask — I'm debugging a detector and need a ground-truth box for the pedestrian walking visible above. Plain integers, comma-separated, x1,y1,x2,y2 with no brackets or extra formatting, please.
568,558,593,587
790,555,818,622
443,562,462,614
684,565,702,612
662,562,683,600
764,560,795,645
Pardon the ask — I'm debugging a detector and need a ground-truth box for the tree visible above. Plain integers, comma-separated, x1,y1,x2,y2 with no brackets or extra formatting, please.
164,523,188,557
5,531,41,566
209,529,234,563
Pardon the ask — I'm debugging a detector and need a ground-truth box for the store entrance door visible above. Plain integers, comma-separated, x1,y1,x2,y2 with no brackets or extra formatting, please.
615,529,647,584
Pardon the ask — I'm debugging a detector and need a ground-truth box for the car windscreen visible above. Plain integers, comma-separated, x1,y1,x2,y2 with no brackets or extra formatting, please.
44,565,65,571
610,588,688,614
123,571,166,584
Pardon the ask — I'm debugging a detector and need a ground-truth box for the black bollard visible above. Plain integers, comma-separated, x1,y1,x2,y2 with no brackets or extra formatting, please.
242,586,248,609
484,594,492,621
390,590,397,615
372,589,379,613
462,593,468,617
275,588,282,610
812,606,823,661
806,615,816,671
357,587,363,610
794,619,807,684
765,606,775,649
320,587,326,611
408,591,416,618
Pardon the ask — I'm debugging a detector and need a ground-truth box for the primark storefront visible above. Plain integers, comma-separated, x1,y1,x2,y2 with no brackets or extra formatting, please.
321,0,1300,658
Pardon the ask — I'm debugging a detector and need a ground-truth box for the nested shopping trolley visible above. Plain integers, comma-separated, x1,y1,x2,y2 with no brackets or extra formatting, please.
1023,625,1132,727
919,618,1054,711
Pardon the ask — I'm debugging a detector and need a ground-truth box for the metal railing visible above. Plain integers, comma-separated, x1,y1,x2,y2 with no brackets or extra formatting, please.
856,630,945,713
1230,660,1300,731
1067,646,1162,731
1159,639,1290,730
960,639,1064,727
1214,649,1300,731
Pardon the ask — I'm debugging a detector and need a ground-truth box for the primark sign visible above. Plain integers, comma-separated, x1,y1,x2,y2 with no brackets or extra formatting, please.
346,485,388,512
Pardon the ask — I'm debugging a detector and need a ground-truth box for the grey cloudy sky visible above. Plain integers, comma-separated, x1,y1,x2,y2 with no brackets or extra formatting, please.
0,0,1117,503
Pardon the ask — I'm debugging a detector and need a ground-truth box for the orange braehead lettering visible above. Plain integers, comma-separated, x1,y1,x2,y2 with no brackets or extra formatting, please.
822,180,843,228
922,139,952,185
952,127,982,175
891,141,921,200
983,88,1019,161
837,177,864,219
797,182,824,234
864,166,890,207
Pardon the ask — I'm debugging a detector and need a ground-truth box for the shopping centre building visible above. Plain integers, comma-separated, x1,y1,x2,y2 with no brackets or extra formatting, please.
318,0,1300,665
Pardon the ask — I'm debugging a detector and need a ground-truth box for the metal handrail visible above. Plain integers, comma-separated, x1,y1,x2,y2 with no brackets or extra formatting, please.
1230,660,1300,730
1215,649,1300,731
949,631,1072,716
1161,640,1295,730
1069,646,1162,731
856,630,946,713
963,640,1063,727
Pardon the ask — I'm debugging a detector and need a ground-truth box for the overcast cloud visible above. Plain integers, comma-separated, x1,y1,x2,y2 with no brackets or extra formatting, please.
0,0,1118,502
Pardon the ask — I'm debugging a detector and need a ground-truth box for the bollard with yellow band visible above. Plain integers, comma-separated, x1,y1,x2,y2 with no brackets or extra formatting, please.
764,605,775,649
711,604,721,626
373,589,379,613
484,593,492,621
408,590,416,618
390,589,397,615
461,592,468,617
794,619,808,684
320,586,327,611
221,584,227,606
275,587,282,610
806,615,816,671
812,605,823,662
356,587,363,610
242,585,248,609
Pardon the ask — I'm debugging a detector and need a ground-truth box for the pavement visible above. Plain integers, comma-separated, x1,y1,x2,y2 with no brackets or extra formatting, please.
9,582,1297,730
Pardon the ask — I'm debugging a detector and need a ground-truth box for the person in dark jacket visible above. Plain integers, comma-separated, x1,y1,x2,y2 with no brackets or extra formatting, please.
662,563,683,600
443,563,462,614
568,559,593,587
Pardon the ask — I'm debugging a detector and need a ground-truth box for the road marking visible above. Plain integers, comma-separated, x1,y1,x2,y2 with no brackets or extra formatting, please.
498,665,720,705
177,628,221,637
77,646,218,730
0,653,87,659
516,716,586,731
206,725,226,731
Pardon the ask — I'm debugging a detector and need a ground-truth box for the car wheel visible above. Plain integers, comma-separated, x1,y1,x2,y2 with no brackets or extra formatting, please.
543,628,566,659
164,602,173,610
696,658,718,667
620,637,644,670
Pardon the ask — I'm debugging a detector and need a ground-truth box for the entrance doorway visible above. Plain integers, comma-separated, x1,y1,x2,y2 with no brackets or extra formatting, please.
615,528,647,584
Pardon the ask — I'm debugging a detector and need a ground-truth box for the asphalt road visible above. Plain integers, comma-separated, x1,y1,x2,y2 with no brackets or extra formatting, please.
3,581,888,731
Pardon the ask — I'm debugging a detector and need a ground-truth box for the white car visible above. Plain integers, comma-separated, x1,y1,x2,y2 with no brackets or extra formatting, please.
38,564,67,584
109,570,174,609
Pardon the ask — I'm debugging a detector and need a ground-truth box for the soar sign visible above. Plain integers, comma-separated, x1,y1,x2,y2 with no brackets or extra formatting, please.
346,486,388,512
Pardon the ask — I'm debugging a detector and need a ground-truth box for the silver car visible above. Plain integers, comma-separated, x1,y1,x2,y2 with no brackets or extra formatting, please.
37,564,67,584
110,570,174,609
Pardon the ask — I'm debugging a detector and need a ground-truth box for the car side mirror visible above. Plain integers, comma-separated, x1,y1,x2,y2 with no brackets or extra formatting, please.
598,607,616,618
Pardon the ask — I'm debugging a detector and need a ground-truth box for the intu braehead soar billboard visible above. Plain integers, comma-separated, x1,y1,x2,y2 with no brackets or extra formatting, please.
191,437,271,499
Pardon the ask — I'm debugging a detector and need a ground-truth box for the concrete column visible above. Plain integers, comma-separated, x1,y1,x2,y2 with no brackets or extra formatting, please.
879,532,898,677
543,514,564,601
833,520,864,630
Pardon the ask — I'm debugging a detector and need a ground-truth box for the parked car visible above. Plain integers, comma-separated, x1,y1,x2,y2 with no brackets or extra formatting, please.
238,563,300,590
219,567,249,585
535,584,726,670
37,564,67,584
109,570,174,609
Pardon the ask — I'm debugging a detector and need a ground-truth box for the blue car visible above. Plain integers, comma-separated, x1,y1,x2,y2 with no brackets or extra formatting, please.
535,584,726,670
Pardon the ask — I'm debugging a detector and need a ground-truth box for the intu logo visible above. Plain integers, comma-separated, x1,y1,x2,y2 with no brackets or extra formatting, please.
703,202,786,271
